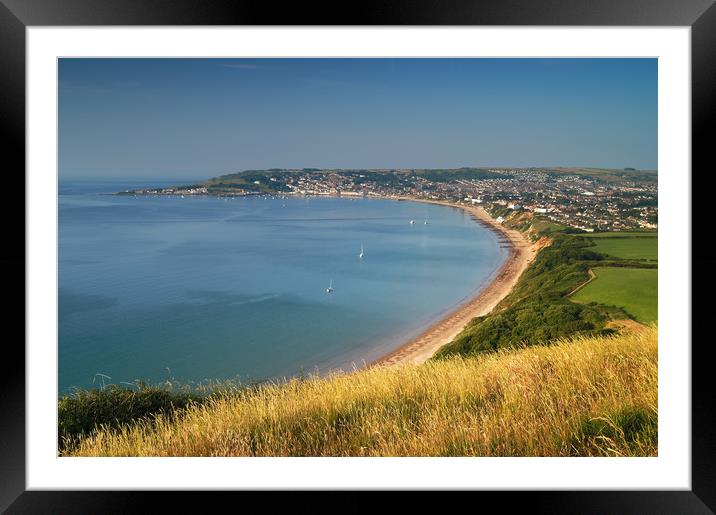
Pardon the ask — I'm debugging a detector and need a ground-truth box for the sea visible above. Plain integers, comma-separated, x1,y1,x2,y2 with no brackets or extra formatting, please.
58,179,507,393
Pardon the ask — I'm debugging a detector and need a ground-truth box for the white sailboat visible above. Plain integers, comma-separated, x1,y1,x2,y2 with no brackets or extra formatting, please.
326,279,334,294
424,217,429,225
359,243,364,259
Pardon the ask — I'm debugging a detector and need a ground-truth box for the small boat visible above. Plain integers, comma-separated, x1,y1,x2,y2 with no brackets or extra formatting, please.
409,219,415,225
424,217,429,225
359,244,364,259
326,279,334,294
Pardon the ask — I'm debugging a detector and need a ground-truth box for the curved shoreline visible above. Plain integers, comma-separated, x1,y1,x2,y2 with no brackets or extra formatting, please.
371,199,536,366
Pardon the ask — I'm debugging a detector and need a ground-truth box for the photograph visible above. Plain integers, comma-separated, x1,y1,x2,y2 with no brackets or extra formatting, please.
56,57,659,458
3,3,710,507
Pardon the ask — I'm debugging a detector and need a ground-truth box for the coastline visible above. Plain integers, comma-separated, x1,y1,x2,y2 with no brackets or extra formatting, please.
372,199,536,366
113,188,536,369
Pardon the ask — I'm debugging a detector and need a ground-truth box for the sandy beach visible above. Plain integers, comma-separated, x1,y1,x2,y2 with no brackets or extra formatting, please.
373,200,537,366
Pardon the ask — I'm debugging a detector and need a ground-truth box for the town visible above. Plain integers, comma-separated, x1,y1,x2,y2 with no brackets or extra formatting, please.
123,167,658,233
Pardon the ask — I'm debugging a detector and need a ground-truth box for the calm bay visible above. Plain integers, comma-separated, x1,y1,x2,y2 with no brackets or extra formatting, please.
59,180,506,393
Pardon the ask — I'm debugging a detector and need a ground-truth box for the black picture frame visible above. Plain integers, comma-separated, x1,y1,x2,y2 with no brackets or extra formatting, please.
2,0,713,512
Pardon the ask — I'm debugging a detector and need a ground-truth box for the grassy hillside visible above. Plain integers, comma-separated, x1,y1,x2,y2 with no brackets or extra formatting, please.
65,327,657,457
436,207,657,358
435,231,626,357
58,384,205,450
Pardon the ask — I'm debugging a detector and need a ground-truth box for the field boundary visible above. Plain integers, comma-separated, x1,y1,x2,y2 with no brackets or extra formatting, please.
566,268,597,297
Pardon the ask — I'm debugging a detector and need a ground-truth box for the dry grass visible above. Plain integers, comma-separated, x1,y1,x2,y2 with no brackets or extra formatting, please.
67,327,657,457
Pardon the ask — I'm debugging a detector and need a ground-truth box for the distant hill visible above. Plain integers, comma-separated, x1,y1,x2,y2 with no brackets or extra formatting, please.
198,167,510,194
543,167,658,183
202,170,294,193
197,167,654,193
411,168,509,182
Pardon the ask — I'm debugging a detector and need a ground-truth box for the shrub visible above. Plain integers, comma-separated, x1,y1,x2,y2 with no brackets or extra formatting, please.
58,384,203,452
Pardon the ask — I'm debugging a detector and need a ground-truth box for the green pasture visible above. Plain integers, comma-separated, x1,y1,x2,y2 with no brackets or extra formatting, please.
585,232,657,261
571,267,657,324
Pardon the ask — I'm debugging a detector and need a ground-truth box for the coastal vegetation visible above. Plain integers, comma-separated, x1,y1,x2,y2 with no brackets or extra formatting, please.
435,208,657,358
435,232,621,357
63,327,657,457
59,383,203,452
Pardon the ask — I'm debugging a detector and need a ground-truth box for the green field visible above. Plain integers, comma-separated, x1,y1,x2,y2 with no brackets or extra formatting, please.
571,267,657,324
586,231,656,238
585,232,657,261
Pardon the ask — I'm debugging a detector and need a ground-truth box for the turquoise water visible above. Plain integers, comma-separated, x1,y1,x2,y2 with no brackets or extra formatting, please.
59,180,506,393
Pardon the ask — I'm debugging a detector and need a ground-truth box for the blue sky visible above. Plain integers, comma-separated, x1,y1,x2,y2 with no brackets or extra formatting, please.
59,58,657,180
